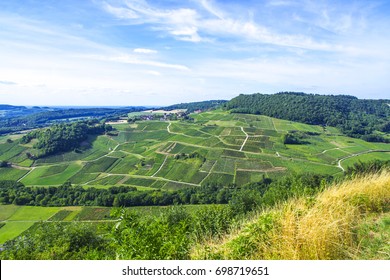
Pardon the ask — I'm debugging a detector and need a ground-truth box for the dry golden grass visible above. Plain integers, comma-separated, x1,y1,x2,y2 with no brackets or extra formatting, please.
191,171,390,260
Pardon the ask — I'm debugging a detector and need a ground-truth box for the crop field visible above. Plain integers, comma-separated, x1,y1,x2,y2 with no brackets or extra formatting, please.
21,163,82,185
0,168,28,181
0,110,389,192
0,205,116,244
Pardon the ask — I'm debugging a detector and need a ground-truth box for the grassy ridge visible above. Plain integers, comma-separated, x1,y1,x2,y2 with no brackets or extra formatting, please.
191,171,390,260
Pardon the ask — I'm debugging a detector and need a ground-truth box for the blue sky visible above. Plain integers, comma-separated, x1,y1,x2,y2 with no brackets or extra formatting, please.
0,0,389,106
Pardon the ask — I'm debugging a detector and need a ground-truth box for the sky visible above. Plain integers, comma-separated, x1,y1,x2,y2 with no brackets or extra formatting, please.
0,0,390,106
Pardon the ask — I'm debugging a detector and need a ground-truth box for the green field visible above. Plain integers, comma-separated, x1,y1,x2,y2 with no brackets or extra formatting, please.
0,205,115,244
1,110,389,190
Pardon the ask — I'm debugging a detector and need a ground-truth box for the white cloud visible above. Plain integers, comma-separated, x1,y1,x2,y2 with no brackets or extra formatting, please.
102,0,363,52
146,70,161,76
133,48,157,54
102,2,139,19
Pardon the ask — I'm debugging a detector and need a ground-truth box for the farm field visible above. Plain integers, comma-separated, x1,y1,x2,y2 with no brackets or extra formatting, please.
0,110,389,191
0,205,115,244
0,204,218,244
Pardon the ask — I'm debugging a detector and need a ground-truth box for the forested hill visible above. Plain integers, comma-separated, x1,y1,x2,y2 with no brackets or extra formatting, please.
0,104,27,110
225,92,390,142
162,100,227,112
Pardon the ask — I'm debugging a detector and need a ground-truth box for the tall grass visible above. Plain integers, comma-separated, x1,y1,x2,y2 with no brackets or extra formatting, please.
191,171,390,260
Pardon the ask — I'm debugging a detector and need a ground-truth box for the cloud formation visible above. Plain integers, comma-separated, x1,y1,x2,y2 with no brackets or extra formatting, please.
0,0,389,105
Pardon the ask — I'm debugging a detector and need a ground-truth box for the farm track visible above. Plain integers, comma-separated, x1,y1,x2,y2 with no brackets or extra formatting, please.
320,146,355,154
337,150,390,172
151,155,168,177
239,127,249,151
17,167,36,182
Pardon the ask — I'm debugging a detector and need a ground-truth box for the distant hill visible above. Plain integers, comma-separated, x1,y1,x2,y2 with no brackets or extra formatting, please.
0,104,26,110
225,92,390,142
163,100,227,112
0,107,146,135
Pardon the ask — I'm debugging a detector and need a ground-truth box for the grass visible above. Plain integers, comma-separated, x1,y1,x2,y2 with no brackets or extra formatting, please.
355,213,390,259
47,210,72,221
191,171,390,260
21,163,82,185
92,175,125,186
0,222,35,244
74,207,114,221
0,168,28,181
124,177,158,187
0,205,20,221
8,206,61,221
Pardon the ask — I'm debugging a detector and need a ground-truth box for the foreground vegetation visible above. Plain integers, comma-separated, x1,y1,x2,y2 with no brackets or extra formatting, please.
192,171,390,260
1,163,389,260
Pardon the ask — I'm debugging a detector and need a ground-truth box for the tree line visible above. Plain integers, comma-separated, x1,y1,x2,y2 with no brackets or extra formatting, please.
162,100,227,112
225,92,390,142
0,172,332,210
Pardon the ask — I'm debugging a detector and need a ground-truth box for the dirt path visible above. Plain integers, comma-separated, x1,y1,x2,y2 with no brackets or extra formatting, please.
17,167,36,182
151,155,169,177
167,122,172,133
337,150,390,172
239,127,249,151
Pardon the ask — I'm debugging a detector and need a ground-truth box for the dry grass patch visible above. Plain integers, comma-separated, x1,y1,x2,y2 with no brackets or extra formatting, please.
191,171,390,260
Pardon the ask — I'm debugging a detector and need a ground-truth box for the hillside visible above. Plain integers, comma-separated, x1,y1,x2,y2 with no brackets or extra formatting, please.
0,105,27,110
225,92,390,142
191,171,390,260
1,110,389,194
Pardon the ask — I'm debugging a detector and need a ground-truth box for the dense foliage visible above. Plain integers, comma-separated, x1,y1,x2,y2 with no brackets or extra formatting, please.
1,222,110,260
20,120,113,158
226,92,390,142
162,100,227,112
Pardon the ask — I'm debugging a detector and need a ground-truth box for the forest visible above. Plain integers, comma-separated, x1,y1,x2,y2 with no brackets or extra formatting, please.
20,120,113,158
162,100,227,112
226,92,390,142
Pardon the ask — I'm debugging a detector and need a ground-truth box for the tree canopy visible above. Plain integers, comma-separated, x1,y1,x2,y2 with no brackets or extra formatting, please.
226,92,390,142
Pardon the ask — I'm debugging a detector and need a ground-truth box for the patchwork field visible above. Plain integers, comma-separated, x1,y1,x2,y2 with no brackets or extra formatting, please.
0,110,389,192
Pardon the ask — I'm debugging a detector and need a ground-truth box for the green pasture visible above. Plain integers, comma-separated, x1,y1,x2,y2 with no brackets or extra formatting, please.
8,206,61,221
0,167,28,181
0,222,35,244
0,205,20,221
341,152,390,169
21,163,82,185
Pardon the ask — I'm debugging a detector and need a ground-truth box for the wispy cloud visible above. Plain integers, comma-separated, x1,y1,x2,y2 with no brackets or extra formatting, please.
101,0,340,50
100,54,190,71
0,80,17,85
133,48,157,54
